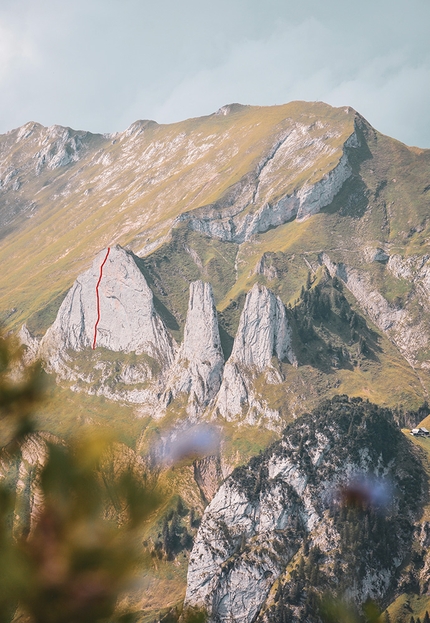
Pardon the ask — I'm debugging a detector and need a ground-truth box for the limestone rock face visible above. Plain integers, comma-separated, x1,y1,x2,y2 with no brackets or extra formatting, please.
193,455,225,505
215,284,296,426
41,245,175,364
321,253,429,365
34,125,93,172
18,324,40,364
229,283,294,369
185,398,425,623
163,281,224,415
39,246,176,404
177,130,358,244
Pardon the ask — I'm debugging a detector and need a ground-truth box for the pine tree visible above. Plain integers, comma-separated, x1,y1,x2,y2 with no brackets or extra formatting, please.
297,556,305,581
162,517,170,555
176,497,185,515
358,335,367,355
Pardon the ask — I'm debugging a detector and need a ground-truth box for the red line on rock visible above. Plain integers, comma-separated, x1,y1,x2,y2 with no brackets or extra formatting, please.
92,247,111,349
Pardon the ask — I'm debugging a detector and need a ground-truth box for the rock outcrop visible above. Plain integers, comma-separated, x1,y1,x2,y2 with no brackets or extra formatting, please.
163,281,224,416
18,324,40,364
39,245,176,401
363,247,389,263
215,284,296,426
254,253,284,281
41,245,175,364
321,253,429,366
185,397,425,623
177,129,359,243
33,125,95,172
388,253,430,302
193,455,225,505
0,432,62,538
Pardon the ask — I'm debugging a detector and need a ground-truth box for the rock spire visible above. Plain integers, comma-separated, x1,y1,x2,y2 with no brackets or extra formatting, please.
40,244,176,375
163,281,224,415
215,283,296,424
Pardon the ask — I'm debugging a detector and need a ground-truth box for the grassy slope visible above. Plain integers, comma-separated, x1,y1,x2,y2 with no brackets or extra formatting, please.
33,375,142,445
0,101,353,333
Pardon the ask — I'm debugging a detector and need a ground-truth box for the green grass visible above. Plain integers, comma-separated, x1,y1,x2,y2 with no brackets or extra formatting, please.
0,101,353,335
33,374,144,447
136,227,239,341
387,594,430,623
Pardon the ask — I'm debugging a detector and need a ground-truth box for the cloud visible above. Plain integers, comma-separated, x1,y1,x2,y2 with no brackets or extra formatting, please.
150,16,430,147
0,0,428,147
0,15,38,83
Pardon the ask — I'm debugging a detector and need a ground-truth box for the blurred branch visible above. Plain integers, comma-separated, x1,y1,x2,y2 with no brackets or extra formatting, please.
0,331,205,623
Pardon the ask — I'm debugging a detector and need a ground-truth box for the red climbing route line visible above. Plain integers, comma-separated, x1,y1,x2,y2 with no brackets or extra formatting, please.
92,247,111,349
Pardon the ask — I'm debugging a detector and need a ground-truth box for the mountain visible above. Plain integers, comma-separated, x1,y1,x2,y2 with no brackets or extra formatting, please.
185,396,428,623
2,101,430,620
3,100,429,421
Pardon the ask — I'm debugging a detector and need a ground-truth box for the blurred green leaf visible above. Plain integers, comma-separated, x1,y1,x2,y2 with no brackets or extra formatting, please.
0,330,204,623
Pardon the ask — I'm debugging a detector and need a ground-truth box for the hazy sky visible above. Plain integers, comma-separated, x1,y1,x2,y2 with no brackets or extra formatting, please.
1,0,429,147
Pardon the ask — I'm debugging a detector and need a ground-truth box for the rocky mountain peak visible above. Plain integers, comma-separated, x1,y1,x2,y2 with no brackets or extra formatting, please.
215,284,296,425
185,397,426,623
182,281,223,361
215,103,249,116
163,280,224,414
230,283,295,370
40,244,176,373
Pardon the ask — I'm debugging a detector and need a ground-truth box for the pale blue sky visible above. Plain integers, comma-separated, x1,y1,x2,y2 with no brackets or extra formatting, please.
0,0,429,146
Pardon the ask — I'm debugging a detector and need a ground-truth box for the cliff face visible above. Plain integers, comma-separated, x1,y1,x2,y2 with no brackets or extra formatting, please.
41,245,175,360
163,281,224,416
27,236,430,423
215,283,295,426
185,397,426,623
176,130,359,244
321,253,429,366
38,245,176,402
33,256,300,421
227,283,295,370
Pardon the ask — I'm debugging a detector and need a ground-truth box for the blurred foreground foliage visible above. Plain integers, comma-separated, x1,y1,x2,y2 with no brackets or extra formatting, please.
0,333,205,623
